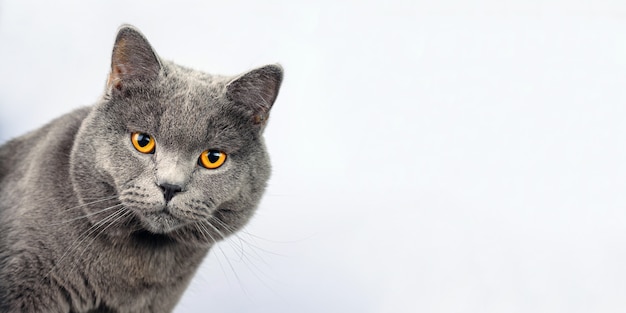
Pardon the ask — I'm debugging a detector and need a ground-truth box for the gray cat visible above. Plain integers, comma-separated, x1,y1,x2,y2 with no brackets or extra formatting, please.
0,25,283,312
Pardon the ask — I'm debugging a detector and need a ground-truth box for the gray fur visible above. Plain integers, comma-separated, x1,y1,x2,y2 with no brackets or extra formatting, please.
0,25,283,313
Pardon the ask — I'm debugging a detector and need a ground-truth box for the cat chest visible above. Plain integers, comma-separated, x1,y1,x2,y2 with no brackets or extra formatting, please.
91,242,205,287
66,241,206,309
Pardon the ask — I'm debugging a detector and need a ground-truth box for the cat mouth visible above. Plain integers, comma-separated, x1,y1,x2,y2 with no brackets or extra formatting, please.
139,210,185,234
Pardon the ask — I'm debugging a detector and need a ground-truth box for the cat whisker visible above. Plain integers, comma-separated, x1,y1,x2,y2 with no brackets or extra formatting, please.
195,223,247,288
43,207,126,282
208,218,291,296
69,209,131,273
205,218,246,261
78,209,129,256
205,218,282,296
205,218,262,263
192,223,231,284
58,195,119,212
210,216,285,258
50,203,124,225
192,222,212,243
195,222,250,295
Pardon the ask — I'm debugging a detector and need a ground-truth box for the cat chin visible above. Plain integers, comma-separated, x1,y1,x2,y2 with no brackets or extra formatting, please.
138,211,186,234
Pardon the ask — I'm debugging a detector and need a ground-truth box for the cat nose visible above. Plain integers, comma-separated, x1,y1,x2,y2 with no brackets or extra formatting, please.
159,183,182,202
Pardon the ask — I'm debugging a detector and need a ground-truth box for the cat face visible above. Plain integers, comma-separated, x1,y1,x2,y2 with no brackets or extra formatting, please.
69,25,282,245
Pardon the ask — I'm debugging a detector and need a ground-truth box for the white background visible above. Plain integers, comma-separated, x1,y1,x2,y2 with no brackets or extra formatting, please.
1,1,626,312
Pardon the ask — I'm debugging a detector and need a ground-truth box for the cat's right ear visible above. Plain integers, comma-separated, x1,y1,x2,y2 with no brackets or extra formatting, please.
226,64,283,127
107,25,162,91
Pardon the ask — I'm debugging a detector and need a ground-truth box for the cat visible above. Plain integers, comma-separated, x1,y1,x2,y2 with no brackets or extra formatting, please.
0,24,283,313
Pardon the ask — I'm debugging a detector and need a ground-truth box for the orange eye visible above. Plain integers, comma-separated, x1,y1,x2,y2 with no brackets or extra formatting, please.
131,132,155,154
199,150,227,169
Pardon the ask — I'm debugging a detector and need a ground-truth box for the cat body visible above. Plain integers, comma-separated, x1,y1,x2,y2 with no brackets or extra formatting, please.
0,25,282,313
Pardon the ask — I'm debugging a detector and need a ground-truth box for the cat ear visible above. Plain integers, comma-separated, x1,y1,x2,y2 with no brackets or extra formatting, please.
226,64,284,126
107,25,162,90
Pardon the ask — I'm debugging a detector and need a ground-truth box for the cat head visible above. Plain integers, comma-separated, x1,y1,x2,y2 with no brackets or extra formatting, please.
70,25,282,245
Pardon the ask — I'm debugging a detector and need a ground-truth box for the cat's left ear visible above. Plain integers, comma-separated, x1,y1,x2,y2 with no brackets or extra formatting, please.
226,64,284,126
107,25,162,91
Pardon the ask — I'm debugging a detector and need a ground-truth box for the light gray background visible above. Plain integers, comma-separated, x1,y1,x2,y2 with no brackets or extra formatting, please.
1,1,625,312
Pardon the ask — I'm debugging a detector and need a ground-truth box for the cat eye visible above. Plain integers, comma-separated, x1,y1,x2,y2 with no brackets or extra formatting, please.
131,132,156,154
198,150,227,169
